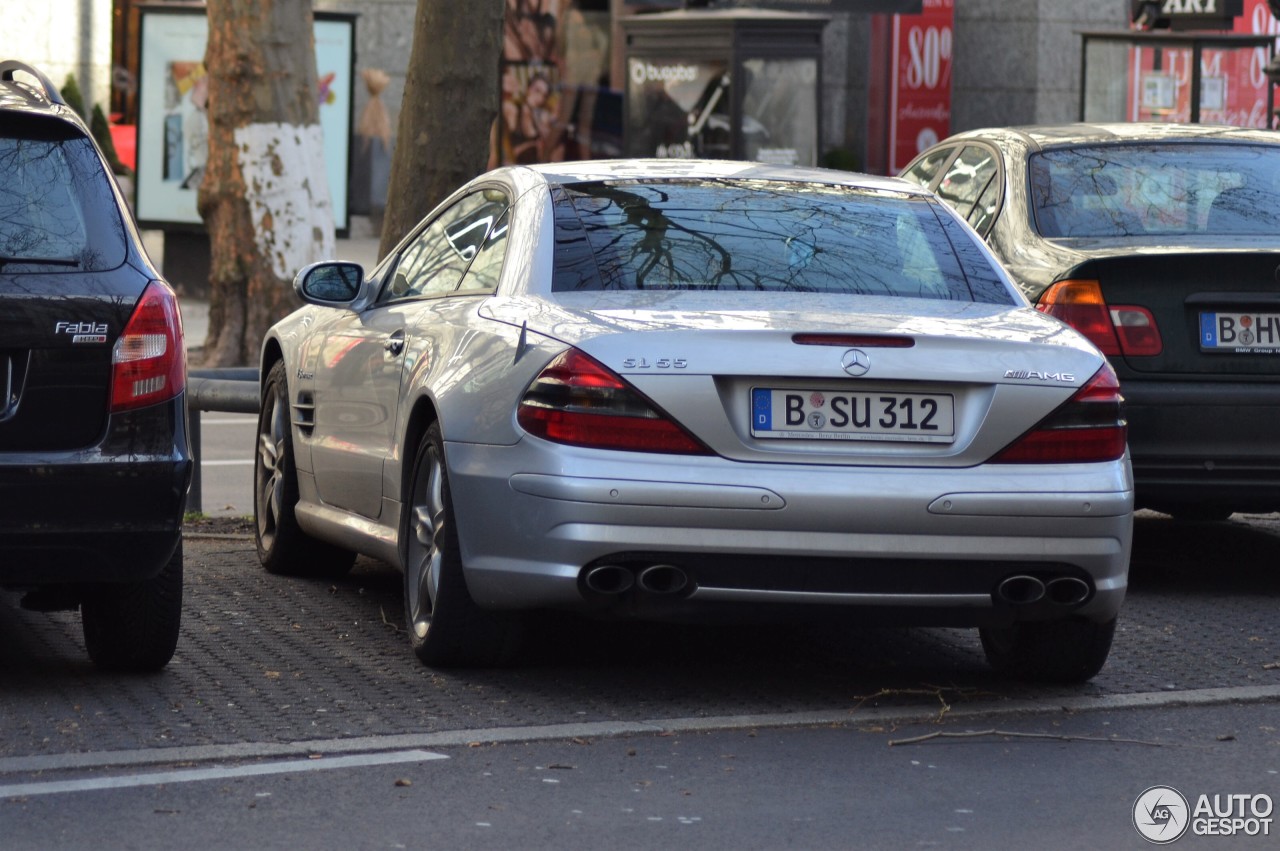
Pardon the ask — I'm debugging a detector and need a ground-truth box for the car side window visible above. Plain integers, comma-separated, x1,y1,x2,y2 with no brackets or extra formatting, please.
900,147,954,189
968,170,1001,236
380,189,509,303
456,206,510,294
935,145,998,222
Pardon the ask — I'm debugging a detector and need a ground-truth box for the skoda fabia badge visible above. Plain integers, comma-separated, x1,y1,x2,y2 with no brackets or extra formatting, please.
841,349,870,376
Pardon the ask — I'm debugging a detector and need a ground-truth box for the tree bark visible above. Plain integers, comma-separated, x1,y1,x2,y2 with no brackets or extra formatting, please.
378,0,504,261
198,0,334,366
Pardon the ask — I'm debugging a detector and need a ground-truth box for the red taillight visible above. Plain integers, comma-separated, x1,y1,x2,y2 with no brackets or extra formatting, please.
1035,279,1162,357
110,281,186,413
517,349,711,455
1109,305,1163,356
991,363,1127,464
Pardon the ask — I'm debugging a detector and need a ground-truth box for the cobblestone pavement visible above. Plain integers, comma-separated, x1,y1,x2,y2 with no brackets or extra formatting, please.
2,512,1278,760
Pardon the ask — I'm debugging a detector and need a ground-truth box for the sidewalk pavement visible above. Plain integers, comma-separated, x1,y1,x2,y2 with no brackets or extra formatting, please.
141,230,383,353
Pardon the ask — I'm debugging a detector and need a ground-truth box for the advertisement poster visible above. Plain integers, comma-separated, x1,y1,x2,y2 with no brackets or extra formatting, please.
888,0,954,174
491,0,617,166
135,9,353,229
1127,0,1279,127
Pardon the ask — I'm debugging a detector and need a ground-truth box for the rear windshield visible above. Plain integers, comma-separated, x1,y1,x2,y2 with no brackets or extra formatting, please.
0,118,127,272
551,179,1015,304
1029,142,1280,239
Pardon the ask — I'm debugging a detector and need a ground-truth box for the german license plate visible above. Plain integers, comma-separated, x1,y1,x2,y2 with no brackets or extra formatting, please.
751,388,955,443
1199,312,1280,353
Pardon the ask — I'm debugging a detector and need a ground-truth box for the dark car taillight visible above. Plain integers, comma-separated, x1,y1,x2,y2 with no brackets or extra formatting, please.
991,362,1127,464
110,280,186,412
517,348,711,455
1036,279,1162,357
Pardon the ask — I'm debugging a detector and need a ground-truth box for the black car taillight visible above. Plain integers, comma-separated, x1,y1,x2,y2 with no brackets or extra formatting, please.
991,362,1127,464
517,348,711,455
1036,279,1163,357
110,280,187,412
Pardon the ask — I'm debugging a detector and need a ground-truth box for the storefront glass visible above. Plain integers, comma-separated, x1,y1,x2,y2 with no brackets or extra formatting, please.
625,58,731,159
742,57,819,166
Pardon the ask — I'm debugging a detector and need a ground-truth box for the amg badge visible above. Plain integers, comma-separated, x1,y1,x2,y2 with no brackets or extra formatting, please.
1004,369,1076,382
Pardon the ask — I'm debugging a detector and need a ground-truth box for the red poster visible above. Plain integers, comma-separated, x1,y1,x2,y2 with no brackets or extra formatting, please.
888,0,954,174
1127,0,1279,127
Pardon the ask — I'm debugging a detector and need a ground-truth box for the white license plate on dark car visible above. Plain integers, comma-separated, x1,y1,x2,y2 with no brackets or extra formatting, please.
751,388,955,443
1199,311,1280,353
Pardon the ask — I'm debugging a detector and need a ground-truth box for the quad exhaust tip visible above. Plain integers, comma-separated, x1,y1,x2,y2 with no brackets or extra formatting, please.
995,574,1092,607
996,575,1046,605
1045,576,1091,606
582,563,691,597
583,564,635,595
637,564,689,595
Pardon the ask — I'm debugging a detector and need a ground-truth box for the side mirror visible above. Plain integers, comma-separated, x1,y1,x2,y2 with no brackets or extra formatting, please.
294,261,364,305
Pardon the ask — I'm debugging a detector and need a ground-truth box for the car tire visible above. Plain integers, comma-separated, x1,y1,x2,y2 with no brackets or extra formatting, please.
255,360,355,578
81,540,183,671
979,616,1116,683
402,422,523,667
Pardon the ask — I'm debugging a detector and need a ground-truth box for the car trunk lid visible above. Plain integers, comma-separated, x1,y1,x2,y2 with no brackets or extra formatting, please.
0,274,136,451
1071,250,1280,377
499,291,1107,467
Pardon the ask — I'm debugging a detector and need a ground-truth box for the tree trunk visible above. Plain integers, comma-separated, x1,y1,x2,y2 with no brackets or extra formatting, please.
378,0,504,261
198,0,334,367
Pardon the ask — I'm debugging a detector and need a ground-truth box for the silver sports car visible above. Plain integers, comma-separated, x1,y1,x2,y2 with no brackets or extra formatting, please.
255,160,1133,681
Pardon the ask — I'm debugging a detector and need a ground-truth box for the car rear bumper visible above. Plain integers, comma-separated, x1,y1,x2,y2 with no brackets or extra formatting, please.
0,399,191,586
445,439,1133,627
1122,378,1280,512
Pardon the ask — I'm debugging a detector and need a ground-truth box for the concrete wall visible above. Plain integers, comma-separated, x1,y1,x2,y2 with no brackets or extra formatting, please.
953,0,1124,131
0,1,114,113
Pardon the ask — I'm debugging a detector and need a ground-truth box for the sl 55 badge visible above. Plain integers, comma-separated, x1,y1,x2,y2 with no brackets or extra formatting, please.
622,357,688,369
55,321,108,344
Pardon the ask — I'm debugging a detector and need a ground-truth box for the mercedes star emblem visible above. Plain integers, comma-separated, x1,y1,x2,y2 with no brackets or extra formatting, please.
841,348,870,376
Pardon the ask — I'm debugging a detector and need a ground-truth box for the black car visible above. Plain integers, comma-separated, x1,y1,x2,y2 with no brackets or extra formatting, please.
901,123,1280,520
0,60,190,669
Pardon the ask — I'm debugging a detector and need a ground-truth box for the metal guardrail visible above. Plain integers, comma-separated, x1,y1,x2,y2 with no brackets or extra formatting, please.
187,368,260,514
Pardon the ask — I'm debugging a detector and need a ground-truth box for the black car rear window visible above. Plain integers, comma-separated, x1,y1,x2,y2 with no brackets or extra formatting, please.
1029,142,1280,239
551,179,1015,304
0,117,127,272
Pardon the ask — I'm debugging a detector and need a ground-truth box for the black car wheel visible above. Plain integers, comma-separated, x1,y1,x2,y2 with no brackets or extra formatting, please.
979,616,1116,683
82,541,183,671
255,360,354,578
402,422,522,667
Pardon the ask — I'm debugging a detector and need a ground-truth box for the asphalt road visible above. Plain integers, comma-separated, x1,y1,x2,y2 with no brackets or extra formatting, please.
2,701,1276,850
189,411,256,518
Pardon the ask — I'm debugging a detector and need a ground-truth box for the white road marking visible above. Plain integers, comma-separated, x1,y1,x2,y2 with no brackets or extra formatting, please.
0,749,446,799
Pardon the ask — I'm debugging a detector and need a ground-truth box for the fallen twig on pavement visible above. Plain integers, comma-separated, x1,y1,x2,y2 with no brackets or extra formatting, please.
888,728,1166,747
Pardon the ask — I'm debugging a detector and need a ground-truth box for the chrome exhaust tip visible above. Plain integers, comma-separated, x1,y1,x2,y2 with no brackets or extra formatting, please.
996,574,1047,605
1045,576,1091,606
637,564,689,595
583,564,635,595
